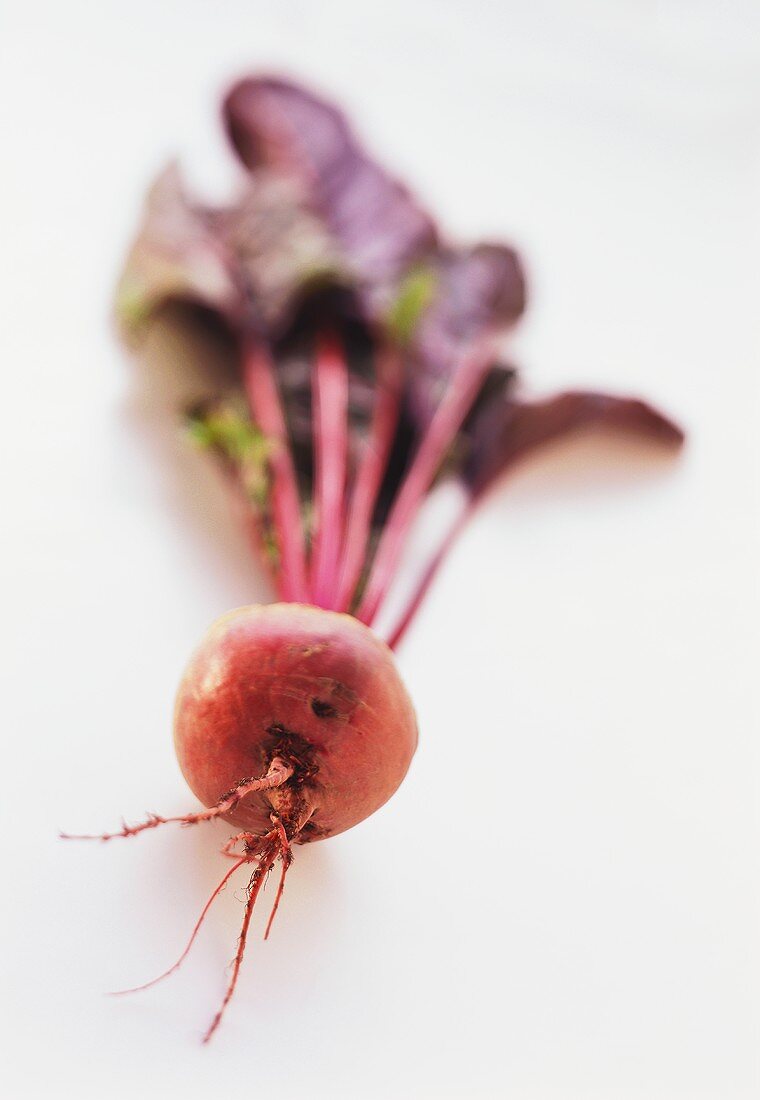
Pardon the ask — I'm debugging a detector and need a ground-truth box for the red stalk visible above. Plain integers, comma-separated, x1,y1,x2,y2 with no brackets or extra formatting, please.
243,335,309,602
334,348,402,612
356,346,492,626
385,502,472,650
310,331,350,607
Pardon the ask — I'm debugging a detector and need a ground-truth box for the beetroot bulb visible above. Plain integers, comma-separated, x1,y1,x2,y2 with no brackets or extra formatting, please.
65,76,684,1041
175,604,417,845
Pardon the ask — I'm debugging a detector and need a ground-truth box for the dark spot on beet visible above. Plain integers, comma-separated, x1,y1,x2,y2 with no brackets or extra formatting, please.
311,698,337,719
299,817,327,842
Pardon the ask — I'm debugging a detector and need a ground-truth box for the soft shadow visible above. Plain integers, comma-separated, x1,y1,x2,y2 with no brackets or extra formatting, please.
487,428,684,509
111,815,342,1020
120,305,271,604
183,819,340,979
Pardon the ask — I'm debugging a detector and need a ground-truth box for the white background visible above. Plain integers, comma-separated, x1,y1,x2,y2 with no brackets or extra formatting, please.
2,2,759,1098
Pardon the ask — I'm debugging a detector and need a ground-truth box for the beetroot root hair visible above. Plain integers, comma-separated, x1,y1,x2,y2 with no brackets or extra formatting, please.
202,825,290,1043
62,768,295,1042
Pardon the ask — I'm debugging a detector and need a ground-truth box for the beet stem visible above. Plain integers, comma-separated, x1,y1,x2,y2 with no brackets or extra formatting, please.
385,500,472,649
243,335,310,602
334,347,402,612
310,330,350,608
356,345,492,625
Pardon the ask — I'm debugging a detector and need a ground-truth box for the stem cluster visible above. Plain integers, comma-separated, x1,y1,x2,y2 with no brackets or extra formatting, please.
244,331,493,644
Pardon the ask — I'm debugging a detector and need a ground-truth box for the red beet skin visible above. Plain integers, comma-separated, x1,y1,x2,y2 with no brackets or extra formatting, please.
173,603,418,843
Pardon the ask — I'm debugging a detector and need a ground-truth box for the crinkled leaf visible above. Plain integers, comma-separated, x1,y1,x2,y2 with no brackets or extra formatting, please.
115,164,241,343
462,388,685,498
406,244,526,427
223,77,437,293
117,163,347,342
368,246,526,524
219,174,341,333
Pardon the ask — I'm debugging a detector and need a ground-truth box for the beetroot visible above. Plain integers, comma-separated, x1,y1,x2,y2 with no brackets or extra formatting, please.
65,75,684,1041
66,603,417,1039
175,603,417,843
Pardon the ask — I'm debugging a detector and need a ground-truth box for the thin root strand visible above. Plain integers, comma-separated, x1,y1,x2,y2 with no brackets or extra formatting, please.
62,768,297,1042
103,819,294,1042
202,844,278,1044
59,757,294,843
109,855,249,996
264,817,293,940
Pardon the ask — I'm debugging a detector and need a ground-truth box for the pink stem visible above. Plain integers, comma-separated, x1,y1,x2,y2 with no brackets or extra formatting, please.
356,346,492,626
310,331,350,607
385,501,472,650
334,348,402,612
243,335,309,602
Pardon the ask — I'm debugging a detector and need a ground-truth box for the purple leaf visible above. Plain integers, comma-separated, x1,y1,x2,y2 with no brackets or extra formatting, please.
115,164,241,341
463,388,685,497
223,77,437,291
116,163,344,342
220,175,339,333
407,243,526,426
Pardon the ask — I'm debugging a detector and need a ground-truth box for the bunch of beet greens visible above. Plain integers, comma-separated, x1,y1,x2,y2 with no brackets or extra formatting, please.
65,77,683,1041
